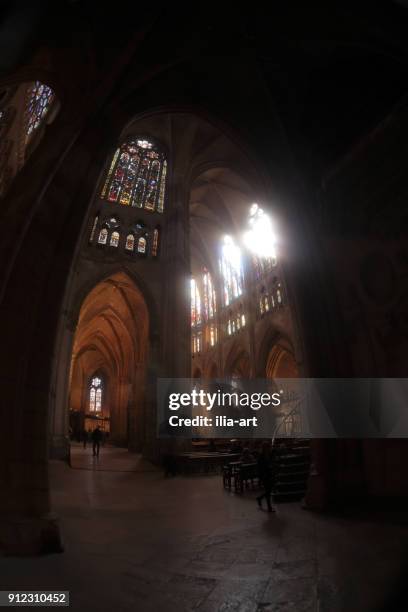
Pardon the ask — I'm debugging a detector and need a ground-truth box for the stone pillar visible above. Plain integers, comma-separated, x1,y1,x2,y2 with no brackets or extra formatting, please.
155,172,191,458
0,308,64,555
303,439,336,511
49,311,76,460
162,174,190,378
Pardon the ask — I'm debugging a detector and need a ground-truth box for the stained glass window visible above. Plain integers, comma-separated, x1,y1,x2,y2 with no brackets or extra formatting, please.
203,269,216,320
25,81,55,139
95,388,102,412
137,236,147,254
191,278,202,327
152,228,159,257
219,236,243,306
264,296,269,312
261,294,269,314
276,283,283,305
98,228,108,244
101,138,166,212
125,234,135,251
90,388,96,411
110,231,120,247
210,325,217,347
260,287,270,315
253,254,277,280
244,203,277,261
89,376,102,412
157,160,167,213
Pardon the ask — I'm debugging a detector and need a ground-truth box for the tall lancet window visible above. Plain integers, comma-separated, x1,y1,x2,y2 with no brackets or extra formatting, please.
191,278,201,327
219,236,243,306
203,269,216,320
25,81,55,140
101,137,167,212
244,204,277,277
89,376,103,412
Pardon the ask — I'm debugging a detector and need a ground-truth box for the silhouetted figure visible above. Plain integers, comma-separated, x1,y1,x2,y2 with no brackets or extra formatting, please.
92,426,102,457
256,441,276,512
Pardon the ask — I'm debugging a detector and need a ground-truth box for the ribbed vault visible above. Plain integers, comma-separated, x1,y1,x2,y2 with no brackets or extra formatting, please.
69,271,149,446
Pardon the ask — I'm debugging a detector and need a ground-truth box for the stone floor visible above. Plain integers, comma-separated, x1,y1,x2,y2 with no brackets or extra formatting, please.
2,446,408,611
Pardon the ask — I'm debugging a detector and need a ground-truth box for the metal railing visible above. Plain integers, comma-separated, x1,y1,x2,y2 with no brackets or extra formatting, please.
271,397,305,447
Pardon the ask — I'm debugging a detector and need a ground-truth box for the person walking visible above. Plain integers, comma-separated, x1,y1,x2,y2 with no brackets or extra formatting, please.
256,441,276,512
91,426,102,457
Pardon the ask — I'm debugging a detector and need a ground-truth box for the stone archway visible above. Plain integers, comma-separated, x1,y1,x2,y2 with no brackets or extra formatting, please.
225,346,251,379
68,271,149,450
265,342,299,378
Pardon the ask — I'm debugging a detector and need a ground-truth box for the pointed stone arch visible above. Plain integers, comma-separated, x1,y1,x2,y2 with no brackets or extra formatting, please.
224,342,251,378
65,270,150,448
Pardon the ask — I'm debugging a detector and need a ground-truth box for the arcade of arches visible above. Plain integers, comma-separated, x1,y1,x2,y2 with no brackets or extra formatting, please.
1,7,408,586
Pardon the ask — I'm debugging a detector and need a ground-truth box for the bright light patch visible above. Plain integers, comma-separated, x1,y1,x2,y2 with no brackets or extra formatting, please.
222,235,242,272
137,139,153,149
243,203,277,259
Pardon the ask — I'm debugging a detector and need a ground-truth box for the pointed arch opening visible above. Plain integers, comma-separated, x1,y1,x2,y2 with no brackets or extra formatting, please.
68,272,149,449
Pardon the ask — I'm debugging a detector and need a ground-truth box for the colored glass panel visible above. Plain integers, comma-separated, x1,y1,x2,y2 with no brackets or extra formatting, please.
102,139,166,212
137,236,147,253
152,228,159,257
220,236,243,307
25,81,54,138
157,160,167,213
110,231,120,247
125,234,135,251
95,388,102,412
191,278,202,327
98,228,108,244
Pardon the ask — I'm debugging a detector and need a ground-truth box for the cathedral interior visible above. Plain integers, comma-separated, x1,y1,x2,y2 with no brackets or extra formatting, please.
1,2,408,610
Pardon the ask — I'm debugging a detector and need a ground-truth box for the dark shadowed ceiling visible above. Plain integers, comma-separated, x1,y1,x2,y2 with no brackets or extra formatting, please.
2,1,408,187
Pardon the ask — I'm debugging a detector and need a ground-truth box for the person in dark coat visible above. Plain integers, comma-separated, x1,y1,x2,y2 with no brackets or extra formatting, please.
91,426,102,457
256,441,276,512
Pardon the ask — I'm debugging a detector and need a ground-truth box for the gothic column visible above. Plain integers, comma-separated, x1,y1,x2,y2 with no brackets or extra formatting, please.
156,170,191,457
162,173,190,378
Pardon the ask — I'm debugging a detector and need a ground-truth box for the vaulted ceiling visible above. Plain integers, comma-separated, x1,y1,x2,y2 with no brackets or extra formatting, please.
3,2,408,190
70,272,149,389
